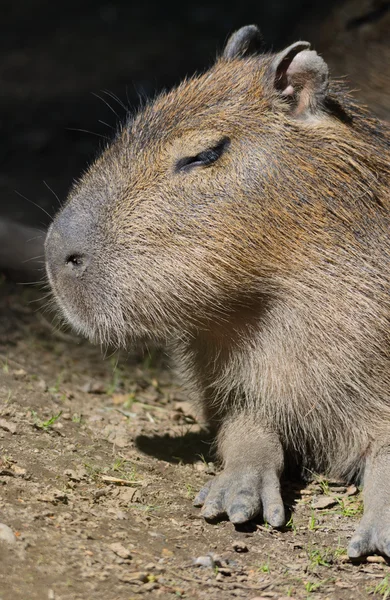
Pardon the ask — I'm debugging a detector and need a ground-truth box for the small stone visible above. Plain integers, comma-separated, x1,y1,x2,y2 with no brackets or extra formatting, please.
93,489,107,500
142,582,159,591
366,555,386,564
37,379,48,392
205,462,216,475
346,485,358,496
215,573,224,582
48,590,55,600
232,540,248,553
12,368,27,379
0,419,17,434
194,462,205,472
0,523,17,544
194,555,215,568
118,487,142,505
64,469,81,482
118,571,147,583
312,496,338,509
81,381,106,394
161,548,174,558
109,542,132,559
11,465,26,477
37,490,68,505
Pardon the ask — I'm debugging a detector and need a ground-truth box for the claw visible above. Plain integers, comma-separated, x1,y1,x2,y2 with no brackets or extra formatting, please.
348,535,367,559
194,468,284,527
193,480,212,507
264,502,285,528
201,499,225,520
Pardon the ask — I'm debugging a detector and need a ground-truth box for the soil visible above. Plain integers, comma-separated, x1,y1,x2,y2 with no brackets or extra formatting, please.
0,282,389,600
1,2,389,599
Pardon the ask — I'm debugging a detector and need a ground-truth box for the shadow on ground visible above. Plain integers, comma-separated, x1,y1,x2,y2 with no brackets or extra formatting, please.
136,429,214,464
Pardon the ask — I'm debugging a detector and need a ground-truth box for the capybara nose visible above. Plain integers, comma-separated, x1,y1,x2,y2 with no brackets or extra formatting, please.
45,207,91,282
64,253,90,276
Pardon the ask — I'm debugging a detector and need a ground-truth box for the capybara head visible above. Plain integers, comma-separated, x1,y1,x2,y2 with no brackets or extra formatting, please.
45,25,387,347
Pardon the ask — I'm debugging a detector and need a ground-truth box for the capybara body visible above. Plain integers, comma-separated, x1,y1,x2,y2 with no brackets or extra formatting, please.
45,26,390,558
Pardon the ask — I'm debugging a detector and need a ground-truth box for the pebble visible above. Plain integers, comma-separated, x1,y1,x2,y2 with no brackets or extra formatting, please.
81,381,106,394
109,542,132,559
366,555,386,564
194,555,214,568
142,582,159,591
134,572,149,583
205,462,217,475
232,540,248,553
194,554,223,568
194,462,206,472
312,496,338,509
118,571,148,583
0,419,17,435
0,523,17,544
64,469,81,482
37,379,48,392
346,485,358,496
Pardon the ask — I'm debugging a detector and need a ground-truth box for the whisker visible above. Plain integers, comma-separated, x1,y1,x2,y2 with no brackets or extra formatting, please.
21,254,45,264
14,190,53,221
66,127,110,140
27,234,46,243
28,292,53,304
16,280,46,286
102,89,128,112
43,180,62,208
92,92,120,119
98,120,115,130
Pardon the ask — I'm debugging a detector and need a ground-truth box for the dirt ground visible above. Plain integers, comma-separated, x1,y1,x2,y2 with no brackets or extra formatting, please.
0,3,389,598
0,282,389,600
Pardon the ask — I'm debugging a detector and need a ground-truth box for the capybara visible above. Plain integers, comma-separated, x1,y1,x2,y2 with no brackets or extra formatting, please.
45,25,390,558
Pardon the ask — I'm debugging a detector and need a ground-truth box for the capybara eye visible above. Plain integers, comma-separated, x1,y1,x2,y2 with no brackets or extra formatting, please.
175,136,230,172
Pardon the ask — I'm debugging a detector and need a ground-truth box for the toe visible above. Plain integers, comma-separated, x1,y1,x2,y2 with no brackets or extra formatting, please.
260,478,285,528
263,501,285,528
201,498,225,520
226,487,261,524
193,480,212,507
348,533,371,558
228,501,261,524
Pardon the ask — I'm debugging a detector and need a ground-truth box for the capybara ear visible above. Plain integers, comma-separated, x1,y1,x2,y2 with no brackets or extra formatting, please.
271,42,329,116
223,25,264,60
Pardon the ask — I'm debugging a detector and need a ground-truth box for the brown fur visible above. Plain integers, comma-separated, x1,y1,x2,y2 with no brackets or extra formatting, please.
46,29,390,556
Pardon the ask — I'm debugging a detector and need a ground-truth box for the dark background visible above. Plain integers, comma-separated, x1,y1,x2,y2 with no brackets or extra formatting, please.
1,0,389,231
0,0,336,229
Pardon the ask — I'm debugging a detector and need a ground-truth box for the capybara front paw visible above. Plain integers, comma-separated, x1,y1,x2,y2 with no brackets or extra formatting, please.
193,468,285,527
348,513,390,558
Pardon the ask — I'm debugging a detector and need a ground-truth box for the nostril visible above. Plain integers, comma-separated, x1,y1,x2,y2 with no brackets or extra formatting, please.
65,254,85,269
